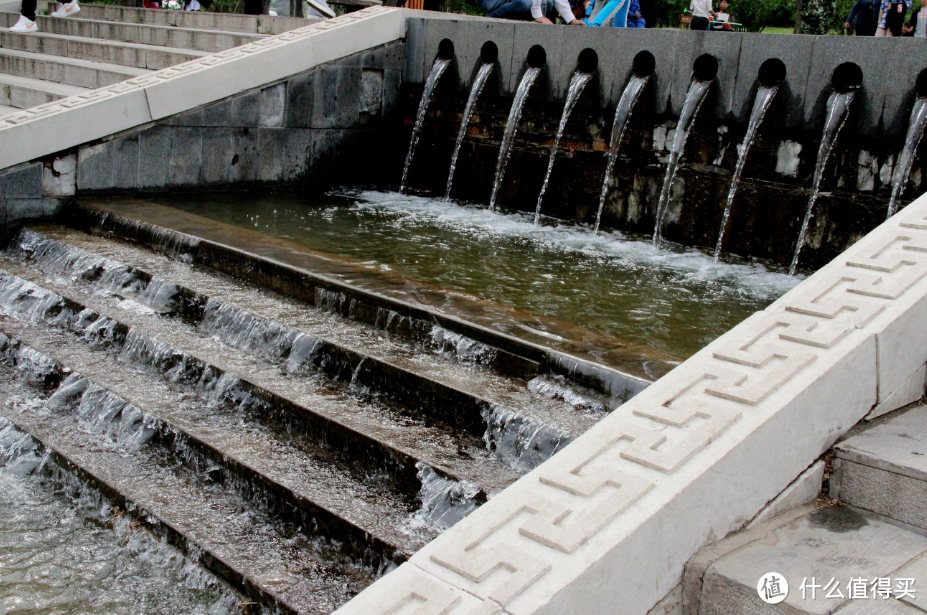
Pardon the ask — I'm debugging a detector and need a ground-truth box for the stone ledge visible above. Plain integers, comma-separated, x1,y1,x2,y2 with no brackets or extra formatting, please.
333,191,927,615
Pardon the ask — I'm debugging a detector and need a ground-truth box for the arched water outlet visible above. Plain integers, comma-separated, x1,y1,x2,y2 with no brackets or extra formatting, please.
489,45,546,211
887,66,927,219
594,50,655,234
790,62,861,274
534,49,598,224
653,53,717,246
445,42,499,200
714,58,786,260
400,38,455,194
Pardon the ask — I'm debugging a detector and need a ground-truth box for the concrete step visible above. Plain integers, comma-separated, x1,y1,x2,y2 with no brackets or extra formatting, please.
0,47,150,89
0,103,16,116
0,72,86,108
686,505,927,615
0,29,208,69
831,402,927,536
0,12,266,53
35,0,320,35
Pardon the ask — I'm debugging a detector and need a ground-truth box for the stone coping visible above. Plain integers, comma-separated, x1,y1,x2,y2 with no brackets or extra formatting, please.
0,5,404,170
332,191,927,615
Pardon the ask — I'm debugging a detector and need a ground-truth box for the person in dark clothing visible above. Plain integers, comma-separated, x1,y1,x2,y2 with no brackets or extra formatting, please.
844,0,879,34
885,0,908,34
902,0,927,36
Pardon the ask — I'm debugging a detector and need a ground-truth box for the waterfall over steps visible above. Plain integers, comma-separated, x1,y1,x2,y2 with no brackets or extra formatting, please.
489,67,541,212
400,58,451,195
445,63,494,201
789,90,856,275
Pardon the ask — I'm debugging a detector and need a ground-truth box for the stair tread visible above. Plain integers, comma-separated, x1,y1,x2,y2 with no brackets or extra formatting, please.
0,71,87,95
0,46,152,76
2,13,271,39
836,404,927,482
1,232,521,494
0,28,212,57
0,103,16,116
0,384,371,615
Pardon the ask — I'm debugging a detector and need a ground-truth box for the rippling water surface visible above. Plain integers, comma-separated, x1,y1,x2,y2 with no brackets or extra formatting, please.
157,190,801,365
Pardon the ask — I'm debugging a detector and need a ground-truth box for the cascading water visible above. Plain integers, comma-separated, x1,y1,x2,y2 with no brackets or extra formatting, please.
400,57,451,194
789,90,856,275
887,96,927,219
445,62,494,201
593,74,650,234
489,67,541,212
653,79,713,246
713,84,780,260
534,71,593,225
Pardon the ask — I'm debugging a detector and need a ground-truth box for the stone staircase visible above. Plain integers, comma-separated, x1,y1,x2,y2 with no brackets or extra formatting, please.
685,400,927,615
0,0,319,117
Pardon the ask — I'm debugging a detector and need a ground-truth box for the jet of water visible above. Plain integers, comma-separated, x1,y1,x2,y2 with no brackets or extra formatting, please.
653,79,713,247
789,90,856,275
887,96,927,220
593,74,650,235
400,58,452,195
489,67,541,212
534,71,593,225
445,63,494,201
713,84,779,260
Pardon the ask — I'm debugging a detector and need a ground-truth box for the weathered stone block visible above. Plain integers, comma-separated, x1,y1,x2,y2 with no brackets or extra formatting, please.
359,69,384,122
260,82,286,128
257,127,311,182
166,99,232,127
510,22,563,101
403,17,427,85
77,135,139,192
360,42,404,71
336,65,362,128
229,127,259,183
312,65,339,129
0,162,42,199
201,128,233,185
5,198,64,226
285,71,315,129
138,125,172,190
382,68,402,122
168,127,203,187
230,90,261,127
422,18,468,93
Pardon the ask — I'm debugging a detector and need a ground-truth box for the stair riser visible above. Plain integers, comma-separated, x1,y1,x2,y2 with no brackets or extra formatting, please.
0,53,133,88
831,457,927,534
0,81,66,109
0,31,200,69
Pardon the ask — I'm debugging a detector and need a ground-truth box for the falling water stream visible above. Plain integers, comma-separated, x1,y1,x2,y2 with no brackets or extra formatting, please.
489,67,541,211
534,71,593,225
594,74,650,234
789,90,856,275
445,62,494,200
713,84,780,260
400,57,451,194
887,96,927,219
653,79,713,246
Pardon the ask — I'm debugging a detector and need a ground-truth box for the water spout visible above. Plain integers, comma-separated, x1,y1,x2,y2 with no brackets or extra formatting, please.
489,67,541,212
887,96,927,219
593,74,650,234
400,57,452,194
534,71,593,225
713,84,779,260
789,90,856,275
445,63,494,201
652,78,713,246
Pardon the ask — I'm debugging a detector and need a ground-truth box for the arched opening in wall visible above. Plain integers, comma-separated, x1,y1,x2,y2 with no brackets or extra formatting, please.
480,41,499,64
831,62,863,93
437,38,455,60
577,49,598,74
693,54,718,82
916,68,927,99
526,45,547,68
632,51,655,78
758,58,786,87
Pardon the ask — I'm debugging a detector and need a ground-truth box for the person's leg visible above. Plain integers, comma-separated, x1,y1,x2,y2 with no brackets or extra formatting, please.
482,0,531,18
21,0,37,20
690,14,709,28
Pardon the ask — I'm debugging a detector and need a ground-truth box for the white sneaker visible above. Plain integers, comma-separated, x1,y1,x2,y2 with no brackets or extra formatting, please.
50,0,80,17
9,14,38,32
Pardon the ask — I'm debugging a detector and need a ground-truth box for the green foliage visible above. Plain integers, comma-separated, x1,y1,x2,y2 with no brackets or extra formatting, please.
730,0,792,30
645,0,689,27
443,0,484,15
799,0,835,32
206,0,242,12
828,0,855,33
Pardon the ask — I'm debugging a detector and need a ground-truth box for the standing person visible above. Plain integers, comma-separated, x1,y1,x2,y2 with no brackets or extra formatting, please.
585,0,629,25
876,0,909,35
689,0,712,29
844,0,879,34
902,0,927,35
9,0,79,33
626,0,646,26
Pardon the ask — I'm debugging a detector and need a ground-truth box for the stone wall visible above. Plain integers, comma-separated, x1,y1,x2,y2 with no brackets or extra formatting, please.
399,19,927,269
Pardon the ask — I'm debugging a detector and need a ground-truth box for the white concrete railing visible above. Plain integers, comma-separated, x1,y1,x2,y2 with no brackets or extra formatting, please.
0,6,405,171
335,191,927,615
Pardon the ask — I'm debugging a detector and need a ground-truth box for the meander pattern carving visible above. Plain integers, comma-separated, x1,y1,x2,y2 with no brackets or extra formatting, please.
364,203,927,615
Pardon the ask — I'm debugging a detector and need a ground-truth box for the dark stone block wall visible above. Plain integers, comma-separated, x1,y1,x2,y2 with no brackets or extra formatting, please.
399,18,927,270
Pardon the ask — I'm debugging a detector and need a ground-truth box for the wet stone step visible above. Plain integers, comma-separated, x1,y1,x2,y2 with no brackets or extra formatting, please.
0,270,495,557
0,253,518,497
0,337,375,615
14,225,601,472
